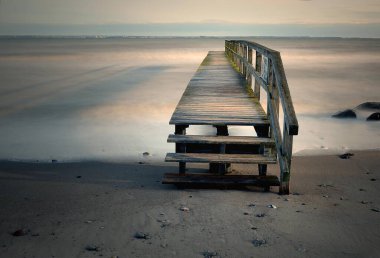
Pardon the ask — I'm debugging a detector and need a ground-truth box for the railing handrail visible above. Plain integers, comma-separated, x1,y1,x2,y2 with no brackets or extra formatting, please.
225,40,299,135
225,40,298,194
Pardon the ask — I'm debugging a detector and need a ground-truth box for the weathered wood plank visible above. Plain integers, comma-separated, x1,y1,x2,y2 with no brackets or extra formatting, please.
162,173,280,187
168,134,275,145
165,153,277,164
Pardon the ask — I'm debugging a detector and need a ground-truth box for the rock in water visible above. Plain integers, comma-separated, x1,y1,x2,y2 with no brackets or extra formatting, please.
332,109,356,118
339,153,354,159
367,112,380,121
355,102,380,110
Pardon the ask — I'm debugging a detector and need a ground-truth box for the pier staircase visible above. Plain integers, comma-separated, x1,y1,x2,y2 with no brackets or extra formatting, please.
163,40,298,194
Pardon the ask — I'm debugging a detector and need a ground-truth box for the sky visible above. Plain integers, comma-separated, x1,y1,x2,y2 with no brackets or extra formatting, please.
0,0,379,37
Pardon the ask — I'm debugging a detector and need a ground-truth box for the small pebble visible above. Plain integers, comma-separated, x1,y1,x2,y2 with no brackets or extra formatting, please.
255,213,265,218
292,192,301,195
85,245,101,252
359,188,366,192
243,212,250,215
371,208,380,212
297,247,307,252
267,204,277,209
134,232,151,239
180,207,190,212
202,251,219,258
143,152,150,156
301,203,306,206
76,176,82,179
370,178,376,181
12,229,28,237
361,201,369,204
51,159,58,163
248,203,256,207
323,195,329,198
252,239,266,247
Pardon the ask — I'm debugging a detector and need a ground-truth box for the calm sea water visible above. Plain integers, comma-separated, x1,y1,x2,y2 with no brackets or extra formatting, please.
0,37,379,161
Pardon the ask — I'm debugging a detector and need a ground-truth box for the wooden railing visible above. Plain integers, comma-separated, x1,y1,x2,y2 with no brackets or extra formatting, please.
225,40,299,194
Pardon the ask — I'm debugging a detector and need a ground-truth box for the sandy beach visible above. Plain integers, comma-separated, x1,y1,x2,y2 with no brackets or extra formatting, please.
0,150,379,258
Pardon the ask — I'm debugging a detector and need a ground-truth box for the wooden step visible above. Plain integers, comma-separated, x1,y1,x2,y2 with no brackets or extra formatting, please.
167,134,275,145
165,153,277,164
162,173,280,188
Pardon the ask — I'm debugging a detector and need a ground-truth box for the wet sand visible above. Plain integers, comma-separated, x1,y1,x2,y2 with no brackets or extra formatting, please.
0,150,379,258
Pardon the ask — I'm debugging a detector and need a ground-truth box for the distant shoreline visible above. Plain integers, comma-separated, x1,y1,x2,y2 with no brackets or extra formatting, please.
1,35,379,40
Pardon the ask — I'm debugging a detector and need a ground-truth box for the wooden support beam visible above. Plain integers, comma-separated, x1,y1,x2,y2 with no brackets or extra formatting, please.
175,125,188,175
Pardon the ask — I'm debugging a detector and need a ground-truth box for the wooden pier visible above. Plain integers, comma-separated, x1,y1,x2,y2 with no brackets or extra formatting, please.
163,40,298,194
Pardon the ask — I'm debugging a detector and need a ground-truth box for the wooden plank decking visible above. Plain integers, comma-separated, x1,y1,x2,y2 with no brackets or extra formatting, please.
169,51,269,126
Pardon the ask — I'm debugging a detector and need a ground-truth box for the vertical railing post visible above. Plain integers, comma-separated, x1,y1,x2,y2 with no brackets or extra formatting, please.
254,52,262,99
247,48,253,88
242,45,247,77
280,124,293,194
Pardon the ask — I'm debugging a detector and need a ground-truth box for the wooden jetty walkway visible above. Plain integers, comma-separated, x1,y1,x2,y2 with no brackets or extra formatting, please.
163,40,298,194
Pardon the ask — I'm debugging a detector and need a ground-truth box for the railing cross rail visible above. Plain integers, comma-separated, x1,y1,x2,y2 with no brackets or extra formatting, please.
225,40,299,194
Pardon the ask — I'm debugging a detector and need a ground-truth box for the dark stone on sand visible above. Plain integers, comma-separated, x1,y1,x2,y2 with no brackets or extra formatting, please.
51,159,58,163
12,229,28,236
252,239,267,247
85,245,101,252
143,152,150,156
339,153,354,159
255,213,265,218
367,112,380,121
371,208,380,212
370,178,377,181
355,102,380,110
202,251,219,258
332,109,356,118
292,192,301,195
134,232,150,239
